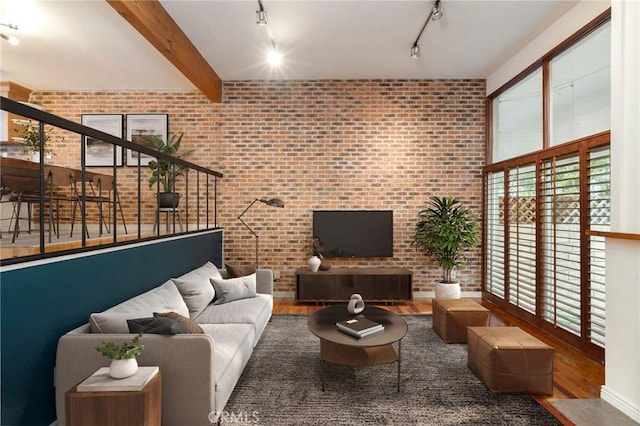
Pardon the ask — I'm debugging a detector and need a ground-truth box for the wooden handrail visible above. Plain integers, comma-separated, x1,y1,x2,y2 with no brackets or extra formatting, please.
587,230,640,241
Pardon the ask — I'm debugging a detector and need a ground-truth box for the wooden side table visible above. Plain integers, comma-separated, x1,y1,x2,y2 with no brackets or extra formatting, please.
65,370,161,426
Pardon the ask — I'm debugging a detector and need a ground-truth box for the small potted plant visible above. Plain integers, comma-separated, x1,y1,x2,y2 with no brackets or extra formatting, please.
16,122,52,162
96,333,144,379
143,133,192,208
411,196,480,298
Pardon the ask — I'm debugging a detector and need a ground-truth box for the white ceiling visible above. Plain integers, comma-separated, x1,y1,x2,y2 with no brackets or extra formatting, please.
0,0,579,92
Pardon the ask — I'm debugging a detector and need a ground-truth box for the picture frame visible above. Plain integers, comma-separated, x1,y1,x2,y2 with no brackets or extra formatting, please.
81,114,124,167
126,114,168,166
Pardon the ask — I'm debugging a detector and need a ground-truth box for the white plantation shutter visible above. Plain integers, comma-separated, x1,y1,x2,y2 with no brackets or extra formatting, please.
483,136,610,360
507,164,537,314
587,147,610,348
485,171,506,298
540,154,582,336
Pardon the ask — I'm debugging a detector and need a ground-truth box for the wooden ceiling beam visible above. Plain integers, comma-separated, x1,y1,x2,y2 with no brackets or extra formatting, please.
107,0,222,103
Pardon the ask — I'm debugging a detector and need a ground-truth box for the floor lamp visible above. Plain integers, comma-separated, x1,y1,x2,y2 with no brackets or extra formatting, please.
237,197,285,268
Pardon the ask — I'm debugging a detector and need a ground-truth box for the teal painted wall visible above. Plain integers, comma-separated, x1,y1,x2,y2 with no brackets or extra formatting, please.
0,230,223,425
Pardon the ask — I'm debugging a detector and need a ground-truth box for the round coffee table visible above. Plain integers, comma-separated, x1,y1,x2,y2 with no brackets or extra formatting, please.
307,305,408,391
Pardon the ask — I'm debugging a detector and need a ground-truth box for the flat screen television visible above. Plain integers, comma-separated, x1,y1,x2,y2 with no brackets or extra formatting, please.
312,210,393,258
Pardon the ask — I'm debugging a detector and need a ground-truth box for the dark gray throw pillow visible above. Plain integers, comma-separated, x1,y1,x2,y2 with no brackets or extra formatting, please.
127,317,190,335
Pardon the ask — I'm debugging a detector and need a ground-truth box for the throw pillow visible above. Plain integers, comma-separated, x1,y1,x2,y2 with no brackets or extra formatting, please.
172,262,222,318
225,264,257,278
90,312,139,334
210,273,257,305
127,317,190,335
154,311,205,334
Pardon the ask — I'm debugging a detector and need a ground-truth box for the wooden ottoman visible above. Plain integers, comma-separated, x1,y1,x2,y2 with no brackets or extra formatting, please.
467,326,554,394
432,298,490,343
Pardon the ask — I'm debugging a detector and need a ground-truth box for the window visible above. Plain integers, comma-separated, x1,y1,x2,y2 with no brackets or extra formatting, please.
485,13,610,361
492,69,543,162
551,21,611,145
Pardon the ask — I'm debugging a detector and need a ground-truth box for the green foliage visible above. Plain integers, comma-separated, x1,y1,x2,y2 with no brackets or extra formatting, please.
17,122,52,156
95,334,144,360
411,196,480,283
143,133,193,192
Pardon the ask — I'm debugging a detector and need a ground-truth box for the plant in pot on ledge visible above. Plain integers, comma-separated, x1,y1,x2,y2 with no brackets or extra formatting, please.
144,133,192,208
17,122,53,162
411,196,480,299
96,334,144,379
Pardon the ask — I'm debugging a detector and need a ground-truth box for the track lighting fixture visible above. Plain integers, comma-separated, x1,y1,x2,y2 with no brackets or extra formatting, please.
255,0,280,66
411,43,420,59
0,22,19,46
432,0,443,21
410,0,443,59
256,1,267,25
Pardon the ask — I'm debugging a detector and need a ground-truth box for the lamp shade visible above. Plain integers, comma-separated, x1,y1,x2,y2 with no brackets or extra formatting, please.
261,198,285,208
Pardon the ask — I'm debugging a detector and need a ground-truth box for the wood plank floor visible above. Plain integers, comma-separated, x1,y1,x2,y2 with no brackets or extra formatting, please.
273,297,605,426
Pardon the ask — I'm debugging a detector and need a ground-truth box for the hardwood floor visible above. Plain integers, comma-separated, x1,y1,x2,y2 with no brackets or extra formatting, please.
273,297,605,426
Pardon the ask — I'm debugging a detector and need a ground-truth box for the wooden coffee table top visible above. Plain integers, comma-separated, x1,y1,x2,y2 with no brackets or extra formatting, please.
307,305,408,348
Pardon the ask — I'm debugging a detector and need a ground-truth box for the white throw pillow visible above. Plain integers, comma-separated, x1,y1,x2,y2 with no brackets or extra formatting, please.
210,273,257,305
173,261,222,318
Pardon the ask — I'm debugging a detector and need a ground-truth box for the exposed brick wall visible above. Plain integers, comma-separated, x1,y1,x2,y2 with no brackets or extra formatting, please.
32,79,486,294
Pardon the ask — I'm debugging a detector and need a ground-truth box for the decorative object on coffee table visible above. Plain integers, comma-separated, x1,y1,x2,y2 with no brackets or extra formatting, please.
347,293,365,314
95,334,144,379
411,196,480,298
237,197,285,267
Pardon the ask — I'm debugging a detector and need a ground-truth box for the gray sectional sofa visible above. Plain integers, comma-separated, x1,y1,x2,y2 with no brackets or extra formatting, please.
55,262,273,426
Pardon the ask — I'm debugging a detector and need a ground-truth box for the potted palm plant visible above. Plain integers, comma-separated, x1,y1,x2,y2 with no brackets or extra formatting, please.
412,196,480,298
143,133,192,208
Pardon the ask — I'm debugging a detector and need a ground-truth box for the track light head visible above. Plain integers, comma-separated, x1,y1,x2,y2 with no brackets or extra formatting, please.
256,0,268,25
432,0,443,21
410,43,420,59
256,9,267,25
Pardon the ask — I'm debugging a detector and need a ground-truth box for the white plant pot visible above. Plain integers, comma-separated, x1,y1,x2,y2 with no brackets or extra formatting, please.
109,358,138,379
308,256,321,272
434,282,461,299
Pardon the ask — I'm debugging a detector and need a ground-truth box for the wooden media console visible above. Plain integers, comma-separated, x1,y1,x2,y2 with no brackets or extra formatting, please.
295,267,413,303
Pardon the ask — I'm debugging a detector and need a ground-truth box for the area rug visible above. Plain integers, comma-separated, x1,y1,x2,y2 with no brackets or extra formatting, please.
223,315,561,425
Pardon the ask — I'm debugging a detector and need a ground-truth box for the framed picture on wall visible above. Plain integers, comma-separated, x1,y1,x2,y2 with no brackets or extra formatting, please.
126,114,168,166
81,114,124,167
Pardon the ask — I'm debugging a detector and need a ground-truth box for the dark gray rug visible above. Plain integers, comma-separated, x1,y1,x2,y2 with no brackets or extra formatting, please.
223,315,561,425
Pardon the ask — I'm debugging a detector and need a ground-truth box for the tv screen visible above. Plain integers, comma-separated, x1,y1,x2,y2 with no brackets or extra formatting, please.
312,210,393,258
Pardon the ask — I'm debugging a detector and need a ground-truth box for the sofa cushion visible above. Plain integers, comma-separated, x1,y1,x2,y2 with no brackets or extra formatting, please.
225,264,256,278
90,312,139,333
154,311,205,334
89,280,190,333
127,317,190,335
195,294,271,325
200,323,255,385
172,262,222,318
211,273,257,305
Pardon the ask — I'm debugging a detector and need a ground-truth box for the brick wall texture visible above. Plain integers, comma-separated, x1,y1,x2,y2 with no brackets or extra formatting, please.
32,79,486,294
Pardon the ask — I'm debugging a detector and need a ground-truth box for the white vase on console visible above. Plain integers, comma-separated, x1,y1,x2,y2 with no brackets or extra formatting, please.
308,256,321,272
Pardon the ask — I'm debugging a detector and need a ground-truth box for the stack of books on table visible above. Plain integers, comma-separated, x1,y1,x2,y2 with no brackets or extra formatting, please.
336,317,384,338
